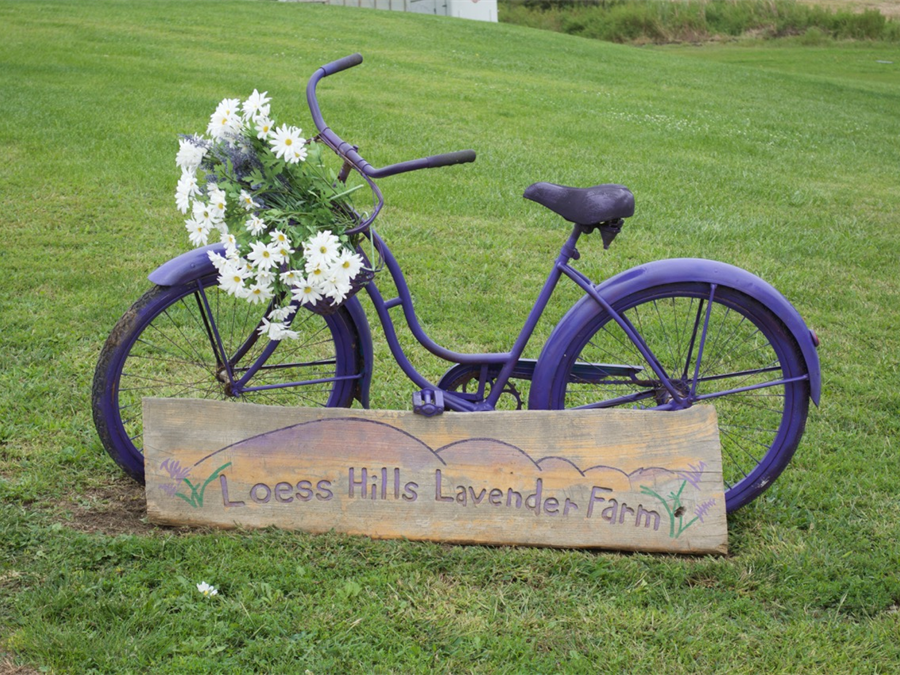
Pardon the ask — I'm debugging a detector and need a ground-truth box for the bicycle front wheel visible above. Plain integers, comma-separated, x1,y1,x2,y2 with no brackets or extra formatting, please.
92,276,359,482
541,283,810,512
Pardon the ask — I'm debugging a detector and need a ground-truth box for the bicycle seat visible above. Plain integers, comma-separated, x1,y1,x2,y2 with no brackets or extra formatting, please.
523,182,634,225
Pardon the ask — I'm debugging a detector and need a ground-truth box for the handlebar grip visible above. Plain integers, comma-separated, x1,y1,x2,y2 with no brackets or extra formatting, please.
426,150,477,169
321,53,363,77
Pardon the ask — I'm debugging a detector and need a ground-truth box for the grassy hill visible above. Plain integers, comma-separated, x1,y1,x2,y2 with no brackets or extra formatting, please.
1,0,899,672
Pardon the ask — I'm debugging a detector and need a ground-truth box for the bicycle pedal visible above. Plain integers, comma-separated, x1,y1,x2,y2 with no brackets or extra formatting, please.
413,389,444,417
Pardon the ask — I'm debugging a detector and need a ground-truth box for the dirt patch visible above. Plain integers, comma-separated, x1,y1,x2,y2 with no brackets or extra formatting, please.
0,654,41,675
60,476,154,536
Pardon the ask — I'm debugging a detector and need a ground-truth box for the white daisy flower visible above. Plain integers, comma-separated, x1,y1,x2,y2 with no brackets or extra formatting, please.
291,278,324,306
207,98,243,141
220,232,238,255
304,260,328,285
332,249,364,282
257,318,296,341
279,269,303,286
242,89,271,121
321,274,352,304
196,582,218,597
268,305,297,322
272,243,295,265
185,218,210,247
192,200,216,230
303,230,341,267
176,138,207,173
269,124,305,164
246,282,274,305
245,215,266,236
290,145,309,164
270,230,290,245
255,116,274,141
175,172,200,214
239,190,260,212
208,187,227,221
218,263,250,296
255,269,276,287
247,240,279,271
208,250,230,271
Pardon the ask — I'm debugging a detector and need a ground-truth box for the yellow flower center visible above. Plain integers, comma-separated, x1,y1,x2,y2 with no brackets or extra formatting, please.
285,138,292,146
342,261,350,269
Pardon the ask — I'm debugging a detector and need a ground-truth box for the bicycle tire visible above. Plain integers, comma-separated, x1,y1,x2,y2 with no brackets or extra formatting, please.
92,276,359,482
535,282,810,512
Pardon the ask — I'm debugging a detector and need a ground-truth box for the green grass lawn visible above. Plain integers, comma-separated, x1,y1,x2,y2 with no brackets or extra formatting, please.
1,0,899,672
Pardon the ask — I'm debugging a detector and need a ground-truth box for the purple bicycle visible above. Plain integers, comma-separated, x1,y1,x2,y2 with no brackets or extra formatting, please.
92,54,820,512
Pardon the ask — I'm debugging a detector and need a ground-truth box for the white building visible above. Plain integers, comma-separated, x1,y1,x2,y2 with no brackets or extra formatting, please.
283,0,497,22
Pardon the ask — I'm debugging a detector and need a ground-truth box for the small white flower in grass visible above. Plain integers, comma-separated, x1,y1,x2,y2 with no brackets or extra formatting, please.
246,282,274,305
270,124,305,164
242,89,271,121
255,116,274,141
239,190,260,212
175,171,201,214
247,240,279,271
291,278,323,306
196,582,218,597
332,249,364,282
270,230,290,245
245,215,266,237
176,138,207,173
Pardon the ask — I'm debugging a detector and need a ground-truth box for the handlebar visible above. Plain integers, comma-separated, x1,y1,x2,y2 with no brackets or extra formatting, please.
306,53,476,180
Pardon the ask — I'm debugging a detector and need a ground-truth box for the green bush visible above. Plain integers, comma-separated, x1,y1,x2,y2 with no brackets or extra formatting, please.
499,0,900,43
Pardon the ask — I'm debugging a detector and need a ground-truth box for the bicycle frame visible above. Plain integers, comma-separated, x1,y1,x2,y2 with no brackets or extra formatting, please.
354,224,689,414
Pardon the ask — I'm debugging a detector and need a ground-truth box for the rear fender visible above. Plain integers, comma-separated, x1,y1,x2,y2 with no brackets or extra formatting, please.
148,245,374,407
531,258,820,407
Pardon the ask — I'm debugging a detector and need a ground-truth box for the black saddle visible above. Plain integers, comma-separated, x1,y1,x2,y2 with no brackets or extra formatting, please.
523,182,635,225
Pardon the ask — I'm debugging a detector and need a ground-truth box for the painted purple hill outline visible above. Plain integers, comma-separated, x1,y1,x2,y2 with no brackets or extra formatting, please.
188,418,692,487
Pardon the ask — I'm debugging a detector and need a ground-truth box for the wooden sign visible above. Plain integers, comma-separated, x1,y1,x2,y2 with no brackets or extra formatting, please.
143,399,727,555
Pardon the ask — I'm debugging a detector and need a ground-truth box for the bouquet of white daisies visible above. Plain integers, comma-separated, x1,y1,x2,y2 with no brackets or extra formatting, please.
175,89,369,340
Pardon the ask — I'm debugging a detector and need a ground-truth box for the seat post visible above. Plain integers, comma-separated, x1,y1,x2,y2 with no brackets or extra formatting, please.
558,224,585,264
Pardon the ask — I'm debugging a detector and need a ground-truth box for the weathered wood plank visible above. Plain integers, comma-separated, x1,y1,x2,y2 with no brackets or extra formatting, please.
144,399,727,554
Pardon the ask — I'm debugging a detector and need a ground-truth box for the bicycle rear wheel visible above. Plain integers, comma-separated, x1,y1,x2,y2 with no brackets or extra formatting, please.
92,275,359,482
537,282,810,512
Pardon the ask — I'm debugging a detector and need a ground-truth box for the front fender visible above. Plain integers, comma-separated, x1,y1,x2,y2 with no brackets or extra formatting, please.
537,258,821,405
147,245,374,408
